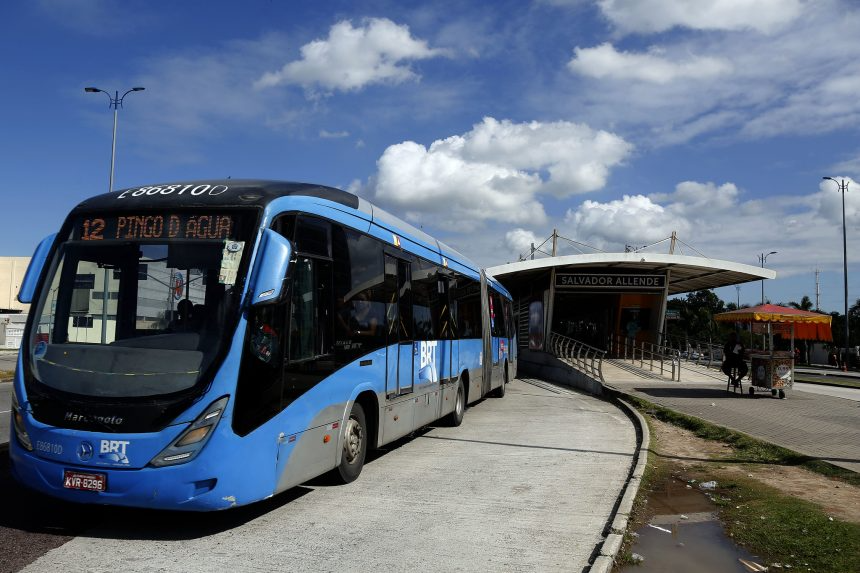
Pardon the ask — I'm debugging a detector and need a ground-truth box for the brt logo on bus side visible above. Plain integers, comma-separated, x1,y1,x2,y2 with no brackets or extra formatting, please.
417,341,438,384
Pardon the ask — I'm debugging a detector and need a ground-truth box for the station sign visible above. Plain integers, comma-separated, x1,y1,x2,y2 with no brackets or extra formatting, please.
555,273,666,290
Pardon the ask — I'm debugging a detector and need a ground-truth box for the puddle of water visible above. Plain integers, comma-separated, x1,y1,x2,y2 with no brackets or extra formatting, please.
618,520,763,572
618,479,765,573
648,477,714,516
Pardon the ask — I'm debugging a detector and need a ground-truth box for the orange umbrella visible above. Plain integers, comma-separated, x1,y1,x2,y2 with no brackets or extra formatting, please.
714,304,832,341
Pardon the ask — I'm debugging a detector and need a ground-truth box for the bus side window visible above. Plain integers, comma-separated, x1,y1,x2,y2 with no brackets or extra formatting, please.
331,225,388,365
490,290,506,338
412,259,438,341
504,299,514,339
455,277,480,338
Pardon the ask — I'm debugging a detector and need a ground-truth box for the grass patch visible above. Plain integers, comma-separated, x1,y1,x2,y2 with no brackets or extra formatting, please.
616,400,860,572
712,473,860,572
623,394,860,487
0,370,13,382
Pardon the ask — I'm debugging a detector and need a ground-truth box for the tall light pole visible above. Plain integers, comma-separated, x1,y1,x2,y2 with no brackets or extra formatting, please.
85,86,145,192
823,176,850,371
758,251,777,305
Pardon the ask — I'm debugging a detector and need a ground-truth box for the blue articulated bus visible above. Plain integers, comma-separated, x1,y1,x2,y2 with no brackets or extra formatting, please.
10,180,516,510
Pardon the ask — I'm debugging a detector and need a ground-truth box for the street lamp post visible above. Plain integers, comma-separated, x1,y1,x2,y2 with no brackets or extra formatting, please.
758,251,777,305
758,251,777,350
84,86,145,193
823,176,850,371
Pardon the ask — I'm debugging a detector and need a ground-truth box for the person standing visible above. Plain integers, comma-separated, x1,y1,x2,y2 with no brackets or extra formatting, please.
722,331,748,386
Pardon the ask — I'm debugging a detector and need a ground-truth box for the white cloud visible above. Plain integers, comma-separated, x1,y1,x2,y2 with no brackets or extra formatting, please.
505,228,541,256
555,4,860,145
255,18,445,94
559,178,860,278
319,129,350,139
597,0,805,34
652,180,741,214
358,117,633,229
829,154,860,178
566,194,687,247
569,43,732,84
814,177,859,224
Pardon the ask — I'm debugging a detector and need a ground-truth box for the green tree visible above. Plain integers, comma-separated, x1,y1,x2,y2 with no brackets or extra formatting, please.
788,295,814,311
666,290,729,344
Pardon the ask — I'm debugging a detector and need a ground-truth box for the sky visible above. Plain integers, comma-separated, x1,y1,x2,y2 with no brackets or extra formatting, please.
1,0,859,313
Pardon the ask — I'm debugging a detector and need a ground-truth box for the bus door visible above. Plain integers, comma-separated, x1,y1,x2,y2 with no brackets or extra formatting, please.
479,271,493,395
438,274,457,418
383,255,415,442
439,275,455,387
384,255,414,397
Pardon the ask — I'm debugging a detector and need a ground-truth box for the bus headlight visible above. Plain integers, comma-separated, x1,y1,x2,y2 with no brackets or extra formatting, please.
149,396,229,467
11,387,33,452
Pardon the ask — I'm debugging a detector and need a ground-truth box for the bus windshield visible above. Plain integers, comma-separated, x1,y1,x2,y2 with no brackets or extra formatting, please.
27,210,257,399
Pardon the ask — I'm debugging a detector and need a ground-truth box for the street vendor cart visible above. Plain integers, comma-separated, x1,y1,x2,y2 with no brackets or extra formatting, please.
714,304,833,398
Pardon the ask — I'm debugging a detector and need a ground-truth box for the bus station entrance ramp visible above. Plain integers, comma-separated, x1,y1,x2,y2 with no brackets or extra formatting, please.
16,378,636,573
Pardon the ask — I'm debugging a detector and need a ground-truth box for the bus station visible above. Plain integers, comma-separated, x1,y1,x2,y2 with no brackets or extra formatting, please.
486,241,774,363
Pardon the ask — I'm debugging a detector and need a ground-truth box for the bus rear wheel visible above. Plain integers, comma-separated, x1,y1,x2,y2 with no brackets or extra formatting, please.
491,365,508,398
336,403,367,484
444,379,465,427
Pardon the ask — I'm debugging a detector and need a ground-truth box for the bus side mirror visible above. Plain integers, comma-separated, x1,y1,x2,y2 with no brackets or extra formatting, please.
249,229,292,306
18,233,57,304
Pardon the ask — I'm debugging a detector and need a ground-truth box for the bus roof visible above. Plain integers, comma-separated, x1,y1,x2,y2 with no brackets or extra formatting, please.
70,179,489,283
71,179,360,212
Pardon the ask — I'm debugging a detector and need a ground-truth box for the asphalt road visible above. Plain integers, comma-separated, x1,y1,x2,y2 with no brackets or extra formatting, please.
2,378,637,573
793,381,860,402
1,351,16,446
0,351,17,373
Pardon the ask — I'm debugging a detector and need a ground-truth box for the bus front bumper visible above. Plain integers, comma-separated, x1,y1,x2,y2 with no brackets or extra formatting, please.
9,438,248,511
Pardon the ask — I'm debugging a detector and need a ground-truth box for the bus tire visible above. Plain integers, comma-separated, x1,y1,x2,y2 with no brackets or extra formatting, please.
444,379,466,427
337,403,367,484
491,364,507,398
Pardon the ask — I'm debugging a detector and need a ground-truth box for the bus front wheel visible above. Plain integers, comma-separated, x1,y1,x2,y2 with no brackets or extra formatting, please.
337,403,367,484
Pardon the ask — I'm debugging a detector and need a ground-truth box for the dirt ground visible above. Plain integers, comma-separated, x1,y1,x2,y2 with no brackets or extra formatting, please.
647,417,860,525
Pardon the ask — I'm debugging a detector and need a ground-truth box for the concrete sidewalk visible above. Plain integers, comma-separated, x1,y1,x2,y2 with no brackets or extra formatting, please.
603,362,860,473
16,378,637,573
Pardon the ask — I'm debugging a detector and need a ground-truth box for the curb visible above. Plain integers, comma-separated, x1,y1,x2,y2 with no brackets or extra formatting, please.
588,395,650,573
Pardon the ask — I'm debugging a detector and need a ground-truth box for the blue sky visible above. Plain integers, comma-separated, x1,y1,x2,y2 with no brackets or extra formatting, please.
2,0,859,312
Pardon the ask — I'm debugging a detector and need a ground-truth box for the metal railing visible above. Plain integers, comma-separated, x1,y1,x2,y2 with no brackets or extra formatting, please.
663,335,724,370
548,332,606,384
606,333,682,381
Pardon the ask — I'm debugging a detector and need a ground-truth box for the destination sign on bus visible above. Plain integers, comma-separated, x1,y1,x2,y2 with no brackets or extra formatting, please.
74,213,236,242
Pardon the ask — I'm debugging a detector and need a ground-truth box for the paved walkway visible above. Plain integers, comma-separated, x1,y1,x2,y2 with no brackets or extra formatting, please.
603,359,860,473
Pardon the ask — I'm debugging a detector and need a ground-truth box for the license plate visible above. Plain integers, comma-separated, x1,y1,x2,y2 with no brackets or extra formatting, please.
63,470,107,492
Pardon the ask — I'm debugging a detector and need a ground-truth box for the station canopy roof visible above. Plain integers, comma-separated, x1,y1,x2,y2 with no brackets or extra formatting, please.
486,253,776,296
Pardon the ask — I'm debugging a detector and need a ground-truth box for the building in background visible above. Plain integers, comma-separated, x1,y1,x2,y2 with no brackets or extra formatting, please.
0,257,31,314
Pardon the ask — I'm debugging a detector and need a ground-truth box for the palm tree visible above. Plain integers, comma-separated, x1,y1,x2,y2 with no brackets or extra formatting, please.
789,295,814,311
